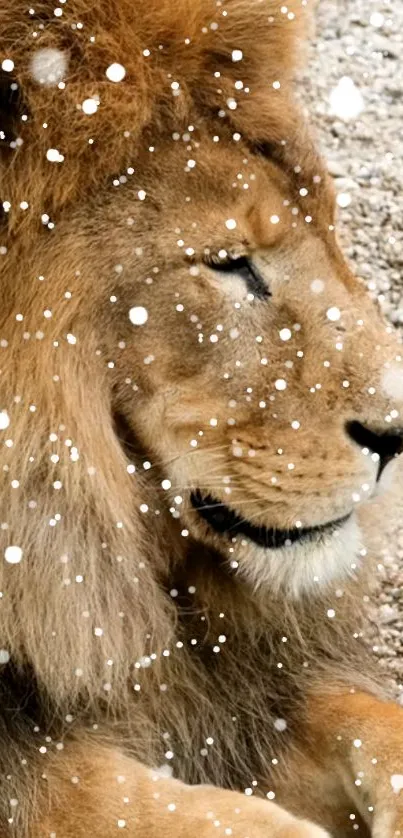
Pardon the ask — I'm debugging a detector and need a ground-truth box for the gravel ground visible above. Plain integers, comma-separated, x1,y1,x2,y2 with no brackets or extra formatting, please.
302,0,403,690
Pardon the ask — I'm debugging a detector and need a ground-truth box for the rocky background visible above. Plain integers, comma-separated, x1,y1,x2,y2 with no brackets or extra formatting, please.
303,0,403,692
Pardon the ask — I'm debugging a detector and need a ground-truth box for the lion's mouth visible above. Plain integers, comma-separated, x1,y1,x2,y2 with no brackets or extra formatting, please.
190,491,350,549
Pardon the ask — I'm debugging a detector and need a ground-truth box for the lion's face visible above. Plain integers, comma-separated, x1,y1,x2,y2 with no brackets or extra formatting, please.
84,136,403,597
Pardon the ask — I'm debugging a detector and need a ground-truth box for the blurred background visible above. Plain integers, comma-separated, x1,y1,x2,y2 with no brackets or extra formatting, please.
302,0,403,690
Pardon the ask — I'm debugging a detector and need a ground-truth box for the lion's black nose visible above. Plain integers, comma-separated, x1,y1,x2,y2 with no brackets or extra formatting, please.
346,420,403,478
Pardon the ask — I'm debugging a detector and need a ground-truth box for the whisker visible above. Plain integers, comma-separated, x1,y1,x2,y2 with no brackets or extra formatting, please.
129,444,230,471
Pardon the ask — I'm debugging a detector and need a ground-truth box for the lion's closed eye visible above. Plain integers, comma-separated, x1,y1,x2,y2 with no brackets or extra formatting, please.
205,254,270,301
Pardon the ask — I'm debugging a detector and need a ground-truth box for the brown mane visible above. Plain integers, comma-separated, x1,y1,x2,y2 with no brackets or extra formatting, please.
1,0,310,226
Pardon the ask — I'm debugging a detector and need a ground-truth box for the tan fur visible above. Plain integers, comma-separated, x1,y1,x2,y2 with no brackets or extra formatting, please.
1,1,403,836
35,740,331,838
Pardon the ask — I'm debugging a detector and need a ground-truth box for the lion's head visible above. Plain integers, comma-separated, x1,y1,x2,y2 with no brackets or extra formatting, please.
1,0,403,702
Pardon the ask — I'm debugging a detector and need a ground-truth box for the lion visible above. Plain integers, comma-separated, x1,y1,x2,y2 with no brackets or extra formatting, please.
1,0,403,836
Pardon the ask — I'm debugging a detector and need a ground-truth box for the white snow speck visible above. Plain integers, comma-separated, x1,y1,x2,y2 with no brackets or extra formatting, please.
370,12,384,27
279,328,292,342
129,306,148,326
232,49,243,62
1,59,14,73
337,192,352,208
66,333,76,344
329,77,364,121
4,545,23,564
0,411,10,430
310,279,325,294
391,774,403,794
106,63,126,82
225,218,237,230
326,306,341,322
30,48,67,85
161,479,171,490
82,97,99,115
46,148,64,163
275,379,287,391
270,214,280,224
273,718,287,732
0,650,10,664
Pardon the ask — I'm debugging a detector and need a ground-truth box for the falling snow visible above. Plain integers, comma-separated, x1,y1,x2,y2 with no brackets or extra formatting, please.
30,48,68,85
326,306,341,322
274,379,287,391
231,49,243,62
225,218,237,230
336,192,352,209
310,279,325,294
329,76,364,121
46,148,65,163
0,411,10,430
82,98,99,115
1,59,14,73
369,11,384,28
106,63,126,82
4,546,23,564
129,306,148,326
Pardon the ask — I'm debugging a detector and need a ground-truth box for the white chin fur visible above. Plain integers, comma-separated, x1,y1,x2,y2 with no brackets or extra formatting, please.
233,515,362,599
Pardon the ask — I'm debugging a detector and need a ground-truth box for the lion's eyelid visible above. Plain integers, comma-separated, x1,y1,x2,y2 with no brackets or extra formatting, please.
206,255,270,301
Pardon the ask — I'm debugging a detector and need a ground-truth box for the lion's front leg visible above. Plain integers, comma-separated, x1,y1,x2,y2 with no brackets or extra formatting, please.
304,691,403,838
34,739,330,838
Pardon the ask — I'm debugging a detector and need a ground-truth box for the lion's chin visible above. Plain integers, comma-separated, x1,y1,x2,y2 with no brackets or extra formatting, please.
190,491,362,598
229,515,362,599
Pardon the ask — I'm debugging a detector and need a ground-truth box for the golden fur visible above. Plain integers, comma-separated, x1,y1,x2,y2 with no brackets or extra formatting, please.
1,1,403,836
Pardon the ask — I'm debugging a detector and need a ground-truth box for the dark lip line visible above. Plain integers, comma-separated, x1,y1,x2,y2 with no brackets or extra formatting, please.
190,490,350,550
